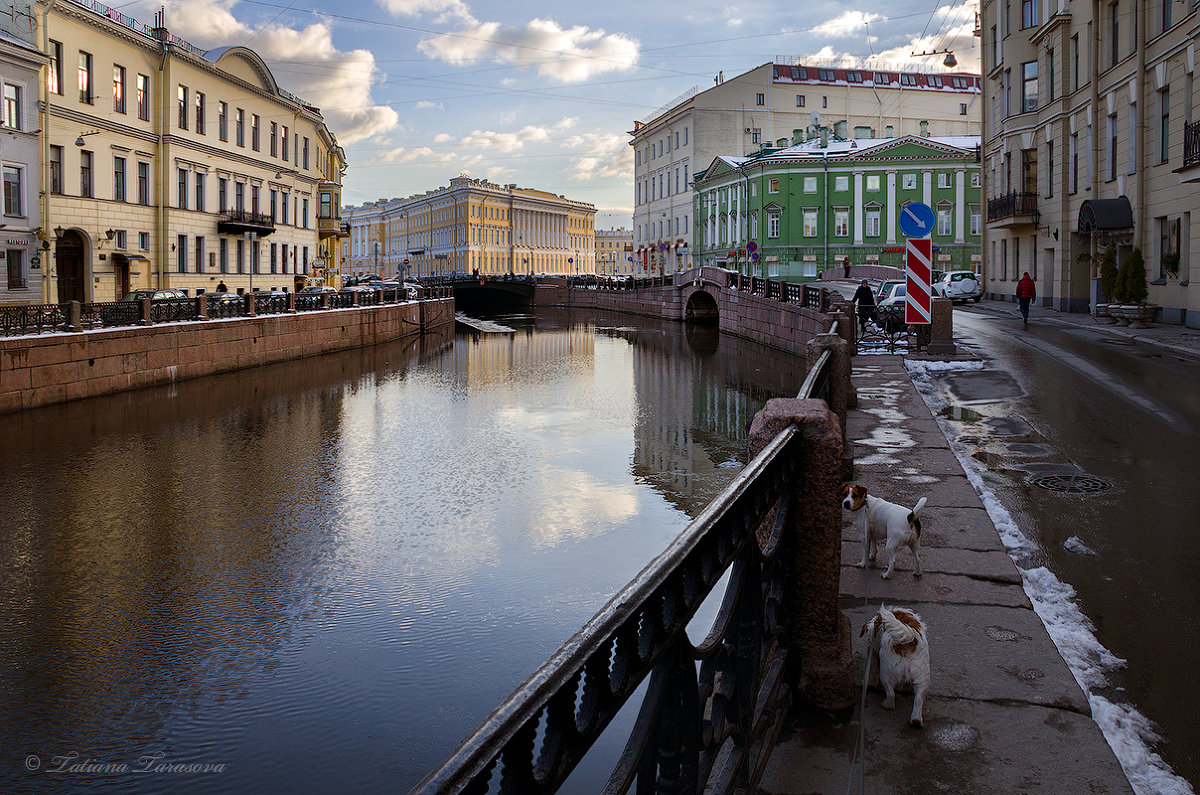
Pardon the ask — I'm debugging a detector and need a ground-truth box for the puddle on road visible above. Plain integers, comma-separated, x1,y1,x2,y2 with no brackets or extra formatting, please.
941,405,986,421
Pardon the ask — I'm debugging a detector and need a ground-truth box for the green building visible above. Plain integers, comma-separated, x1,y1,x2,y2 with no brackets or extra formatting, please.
692,133,982,279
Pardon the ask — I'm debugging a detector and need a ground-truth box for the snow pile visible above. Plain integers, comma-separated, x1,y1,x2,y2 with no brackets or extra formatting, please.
905,359,1193,795
1064,536,1098,556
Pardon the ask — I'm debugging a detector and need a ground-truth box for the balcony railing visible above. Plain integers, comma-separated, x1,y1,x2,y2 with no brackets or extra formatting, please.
217,209,276,236
1185,119,1200,169
987,191,1038,223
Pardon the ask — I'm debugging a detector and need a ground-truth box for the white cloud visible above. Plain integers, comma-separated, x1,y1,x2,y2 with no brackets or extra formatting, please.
374,0,470,21
450,117,577,153
417,17,640,83
164,0,398,144
870,3,981,73
561,132,631,182
723,7,743,28
415,100,445,110
812,11,883,38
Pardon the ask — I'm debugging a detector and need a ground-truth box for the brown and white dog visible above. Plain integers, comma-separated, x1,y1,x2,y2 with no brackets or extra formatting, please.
861,606,931,728
841,484,927,579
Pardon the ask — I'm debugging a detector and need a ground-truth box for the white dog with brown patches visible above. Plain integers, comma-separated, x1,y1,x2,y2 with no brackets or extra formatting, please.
841,484,927,579
861,606,931,728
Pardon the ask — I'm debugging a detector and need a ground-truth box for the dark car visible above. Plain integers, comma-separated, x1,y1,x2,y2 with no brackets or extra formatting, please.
121,288,188,302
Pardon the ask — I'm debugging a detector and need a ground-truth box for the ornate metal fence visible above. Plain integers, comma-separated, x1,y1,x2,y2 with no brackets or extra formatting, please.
206,297,245,320
852,305,932,353
148,298,199,324
254,295,290,315
0,303,67,336
295,295,324,312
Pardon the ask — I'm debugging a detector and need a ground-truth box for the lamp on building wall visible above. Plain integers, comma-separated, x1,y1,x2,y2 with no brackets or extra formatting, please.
275,169,300,179
74,130,101,146
910,49,957,68
53,226,64,238
1030,208,1058,240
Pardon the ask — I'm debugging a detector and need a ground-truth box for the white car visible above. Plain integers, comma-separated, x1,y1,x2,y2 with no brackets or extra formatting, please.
933,270,982,302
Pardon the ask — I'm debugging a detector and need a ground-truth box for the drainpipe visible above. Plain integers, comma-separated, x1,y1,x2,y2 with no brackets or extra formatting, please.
823,148,830,273
39,0,60,304
1134,0,1146,257
1089,0,1102,278
154,21,170,289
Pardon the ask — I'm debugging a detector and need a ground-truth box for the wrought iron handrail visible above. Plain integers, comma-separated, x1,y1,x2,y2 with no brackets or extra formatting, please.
1185,119,1200,169
412,422,800,794
987,191,1038,222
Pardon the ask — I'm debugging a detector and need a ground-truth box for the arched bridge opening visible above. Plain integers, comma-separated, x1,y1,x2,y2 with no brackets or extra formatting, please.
450,280,535,313
684,289,719,324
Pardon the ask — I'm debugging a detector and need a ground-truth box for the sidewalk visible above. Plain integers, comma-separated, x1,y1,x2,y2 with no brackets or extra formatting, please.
758,355,1132,794
975,297,1200,360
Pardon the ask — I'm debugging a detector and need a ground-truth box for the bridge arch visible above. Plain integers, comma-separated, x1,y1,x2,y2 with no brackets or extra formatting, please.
684,288,719,324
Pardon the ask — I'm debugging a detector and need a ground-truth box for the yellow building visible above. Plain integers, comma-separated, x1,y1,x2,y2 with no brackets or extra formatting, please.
37,0,346,302
344,176,596,279
595,227,633,276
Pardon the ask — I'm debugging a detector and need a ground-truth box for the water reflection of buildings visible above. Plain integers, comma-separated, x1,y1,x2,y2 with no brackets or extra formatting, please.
451,323,596,390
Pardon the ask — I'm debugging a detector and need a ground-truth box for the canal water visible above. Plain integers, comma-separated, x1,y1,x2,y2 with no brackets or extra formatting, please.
0,308,807,793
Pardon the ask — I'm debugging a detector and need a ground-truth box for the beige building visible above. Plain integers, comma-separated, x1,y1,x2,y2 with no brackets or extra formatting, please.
981,0,1200,326
344,176,596,279
630,61,983,275
36,0,346,302
595,227,632,276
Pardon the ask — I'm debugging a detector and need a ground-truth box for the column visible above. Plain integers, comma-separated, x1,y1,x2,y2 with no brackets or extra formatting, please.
922,170,932,208
886,170,898,243
955,169,966,244
853,171,864,245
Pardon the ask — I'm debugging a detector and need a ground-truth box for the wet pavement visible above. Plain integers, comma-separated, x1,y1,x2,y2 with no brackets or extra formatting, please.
759,354,1133,794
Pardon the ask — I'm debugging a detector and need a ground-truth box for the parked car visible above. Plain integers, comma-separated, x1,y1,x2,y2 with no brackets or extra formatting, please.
876,280,905,304
298,285,338,295
204,290,243,303
101,288,189,324
932,270,982,302
120,288,188,302
875,284,909,333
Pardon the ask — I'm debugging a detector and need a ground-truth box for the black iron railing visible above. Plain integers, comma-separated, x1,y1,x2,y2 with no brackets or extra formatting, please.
148,298,199,324
0,303,66,336
254,295,290,315
987,191,1038,222
1185,119,1200,169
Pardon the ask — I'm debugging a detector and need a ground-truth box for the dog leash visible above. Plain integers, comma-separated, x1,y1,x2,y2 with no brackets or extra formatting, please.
845,562,875,795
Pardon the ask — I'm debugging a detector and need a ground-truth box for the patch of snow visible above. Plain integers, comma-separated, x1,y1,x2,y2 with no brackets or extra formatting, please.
1064,536,1097,556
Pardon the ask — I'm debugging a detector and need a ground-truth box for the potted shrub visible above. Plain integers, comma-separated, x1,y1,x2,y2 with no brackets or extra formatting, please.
1116,247,1154,327
1095,245,1119,324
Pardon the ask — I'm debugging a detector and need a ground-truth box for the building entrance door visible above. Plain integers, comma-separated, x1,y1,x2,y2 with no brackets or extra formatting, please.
55,230,86,303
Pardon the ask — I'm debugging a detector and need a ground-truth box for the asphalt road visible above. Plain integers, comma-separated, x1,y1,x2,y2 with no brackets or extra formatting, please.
938,306,1200,788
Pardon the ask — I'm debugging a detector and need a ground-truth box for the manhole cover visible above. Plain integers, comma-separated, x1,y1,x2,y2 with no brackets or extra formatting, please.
1029,474,1112,493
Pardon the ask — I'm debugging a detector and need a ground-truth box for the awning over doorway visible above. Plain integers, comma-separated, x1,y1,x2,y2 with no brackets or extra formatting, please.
1078,197,1134,233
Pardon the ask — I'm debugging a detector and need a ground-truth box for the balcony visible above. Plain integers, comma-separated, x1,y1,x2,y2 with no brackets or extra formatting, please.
217,209,276,236
987,191,1039,226
318,216,350,239
1177,119,1200,183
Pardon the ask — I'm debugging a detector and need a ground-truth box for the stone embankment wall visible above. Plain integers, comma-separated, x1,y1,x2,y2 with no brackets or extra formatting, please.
0,299,454,414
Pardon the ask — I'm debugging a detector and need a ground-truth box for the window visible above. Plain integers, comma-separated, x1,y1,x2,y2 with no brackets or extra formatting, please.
802,208,818,237
875,72,890,85
252,114,260,151
139,232,150,251
3,165,22,216
1022,61,1038,112
750,128,761,143
937,207,952,236
960,103,968,115
818,69,835,81
803,176,817,193
835,175,849,192
270,188,278,221
1022,0,1039,29
1110,2,1119,67
195,92,205,134
1022,148,1038,194
177,234,187,273
902,173,917,190
1047,48,1055,102
78,51,93,103
234,182,244,213
900,73,917,86
112,65,125,113
303,137,309,168
1046,141,1055,196
936,172,950,189
822,96,828,108
177,168,188,209
927,75,943,88
755,93,765,105
834,209,849,236
6,249,23,288
302,198,309,227
218,102,228,141
866,175,881,191
219,238,227,273
113,156,126,202
866,208,881,237
49,145,62,194
251,185,259,215
970,206,982,235
235,108,244,146
1071,36,1080,93
80,150,93,197
137,161,150,205
768,178,779,193
236,238,244,274
796,94,805,107
767,212,780,238
1160,88,1170,163
137,74,149,120
1107,113,1118,180
1,84,19,130
195,173,205,212
177,85,187,129
1068,132,1079,193
218,177,227,212
282,126,289,160
270,122,278,156
847,71,863,83
281,192,289,223
48,40,62,95
195,236,204,274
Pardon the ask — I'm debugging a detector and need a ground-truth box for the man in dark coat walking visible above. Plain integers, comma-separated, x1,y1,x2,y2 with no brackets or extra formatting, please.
852,279,876,332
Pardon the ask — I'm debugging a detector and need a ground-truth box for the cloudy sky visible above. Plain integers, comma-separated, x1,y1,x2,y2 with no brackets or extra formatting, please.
139,0,980,226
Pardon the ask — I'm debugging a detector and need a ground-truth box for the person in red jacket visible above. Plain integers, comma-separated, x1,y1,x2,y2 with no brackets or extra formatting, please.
1016,271,1036,327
